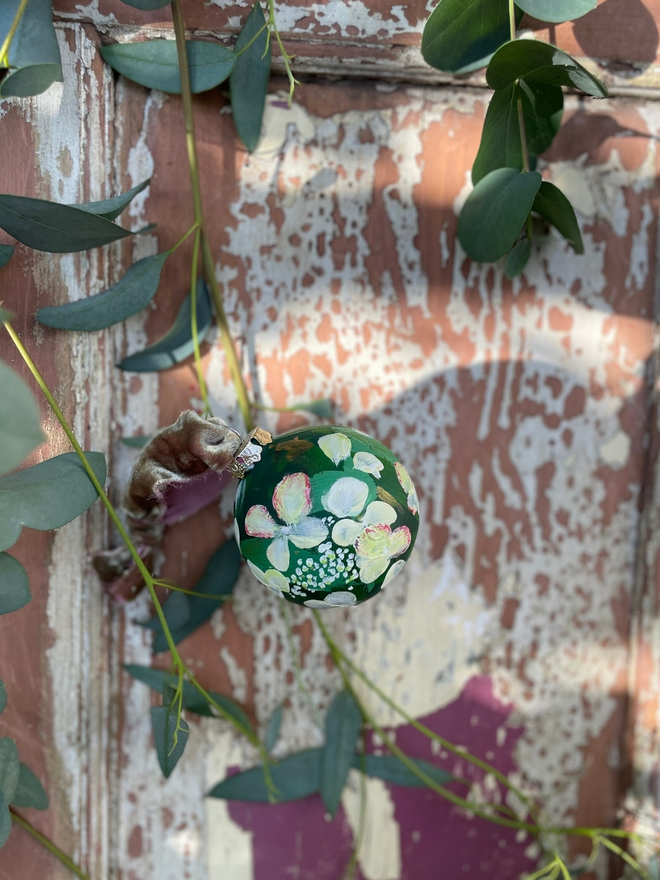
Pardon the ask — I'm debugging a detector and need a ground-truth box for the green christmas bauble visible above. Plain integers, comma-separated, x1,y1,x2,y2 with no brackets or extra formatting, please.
234,426,419,608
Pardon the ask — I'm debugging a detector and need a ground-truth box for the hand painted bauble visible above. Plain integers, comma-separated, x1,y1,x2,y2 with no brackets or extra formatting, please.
234,426,419,608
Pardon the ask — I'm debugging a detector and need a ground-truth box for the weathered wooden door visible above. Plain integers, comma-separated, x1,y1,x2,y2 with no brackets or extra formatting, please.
2,1,660,878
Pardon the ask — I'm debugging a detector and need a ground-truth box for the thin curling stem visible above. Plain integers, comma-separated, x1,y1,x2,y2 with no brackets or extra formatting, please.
10,808,92,880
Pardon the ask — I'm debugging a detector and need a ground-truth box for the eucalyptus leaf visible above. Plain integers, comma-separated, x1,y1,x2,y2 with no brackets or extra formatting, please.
118,0,171,8
125,664,254,733
487,40,608,98
351,753,454,788
0,0,62,99
150,539,241,652
11,763,49,810
100,40,236,95
505,238,532,278
142,590,190,631
532,181,584,253
321,690,362,817
0,245,14,269
0,196,133,252
0,739,20,805
0,451,106,552
37,252,169,331
293,399,334,419
117,279,212,372
0,359,44,477
208,748,322,802
151,704,189,778
76,179,150,221
458,168,542,262
514,0,597,23
0,792,9,849
121,435,151,448
230,0,271,152
0,682,6,716
422,0,514,74
0,308,13,323
0,553,31,615
265,703,284,753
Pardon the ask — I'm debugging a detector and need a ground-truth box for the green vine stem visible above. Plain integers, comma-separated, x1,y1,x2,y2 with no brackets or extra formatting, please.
188,226,211,415
170,0,254,432
508,0,531,174
9,808,92,880
0,0,29,68
266,0,299,103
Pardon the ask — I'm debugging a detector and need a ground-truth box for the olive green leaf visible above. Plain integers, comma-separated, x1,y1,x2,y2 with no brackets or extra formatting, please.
265,703,284,753
0,451,107,552
0,553,31,615
472,82,562,184
505,237,532,278
0,196,133,253
293,399,334,418
0,792,10,848
422,0,518,74
37,252,169,331
75,179,151,221
208,748,323,802
121,435,151,448
142,590,190,631
0,0,62,99
230,0,271,152
321,690,362,817
11,763,49,810
458,168,542,262
515,0,597,23
0,739,20,807
0,245,14,269
351,753,454,788
150,539,241,652
125,664,254,733
0,359,44,477
100,40,236,95
151,704,189,779
118,0,171,8
533,180,584,253
117,278,212,372
487,40,608,98
0,682,6,716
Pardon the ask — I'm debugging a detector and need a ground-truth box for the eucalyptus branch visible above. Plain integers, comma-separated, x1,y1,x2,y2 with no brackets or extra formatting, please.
9,808,92,880
189,227,211,415
266,0,299,103
0,0,28,68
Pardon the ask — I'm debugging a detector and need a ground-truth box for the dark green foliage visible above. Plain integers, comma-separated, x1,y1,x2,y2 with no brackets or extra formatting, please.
458,168,541,262
208,749,323,802
533,181,584,253
37,252,169,331
0,792,10,848
121,435,151,448
0,553,31,615
0,682,6,716
265,704,284,753
230,0,271,152
11,763,49,810
76,179,151,221
0,739,19,808
142,590,190,631
422,0,516,74
0,359,44,477
321,690,362,816
0,0,62,98
515,0,597,23
0,451,106,552
149,539,241,652
0,245,14,269
292,399,334,418
100,40,236,94
487,40,608,97
151,704,189,778
117,279,212,372
505,237,532,277
351,753,454,788
118,0,171,8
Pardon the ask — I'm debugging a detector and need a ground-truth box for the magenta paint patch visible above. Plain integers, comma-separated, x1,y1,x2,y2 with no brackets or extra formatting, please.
226,675,535,880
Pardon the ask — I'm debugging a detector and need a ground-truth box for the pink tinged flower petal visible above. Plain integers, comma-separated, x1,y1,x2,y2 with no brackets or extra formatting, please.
245,505,279,538
382,559,406,588
355,523,391,560
332,519,364,546
353,451,383,478
322,477,369,518
266,536,290,571
289,516,328,549
395,461,419,514
273,472,312,525
387,526,411,558
357,555,390,584
324,591,357,606
361,501,397,526
318,433,351,465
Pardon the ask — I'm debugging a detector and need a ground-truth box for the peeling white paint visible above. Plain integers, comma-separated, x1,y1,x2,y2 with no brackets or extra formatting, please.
342,770,402,880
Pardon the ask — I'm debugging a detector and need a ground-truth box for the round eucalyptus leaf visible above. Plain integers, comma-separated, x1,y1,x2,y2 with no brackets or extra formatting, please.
0,64,62,98
533,181,584,253
11,763,49,810
487,40,608,98
0,793,10,849
505,238,532,278
0,0,62,99
0,553,31,616
458,168,542,262
515,0,597,23
422,0,513,73
0,359,44,477
0,739,20,804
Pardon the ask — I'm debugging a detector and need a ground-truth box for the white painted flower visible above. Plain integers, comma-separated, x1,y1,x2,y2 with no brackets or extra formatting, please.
233,516,241,545
304,591,357,608
332,500,397,546
394,461,419,515
247,560,290,594
322,476,369,518
382,559,406,588
318,433,352,465
352,451,383,478
355,524,411,584
244,473,328,572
